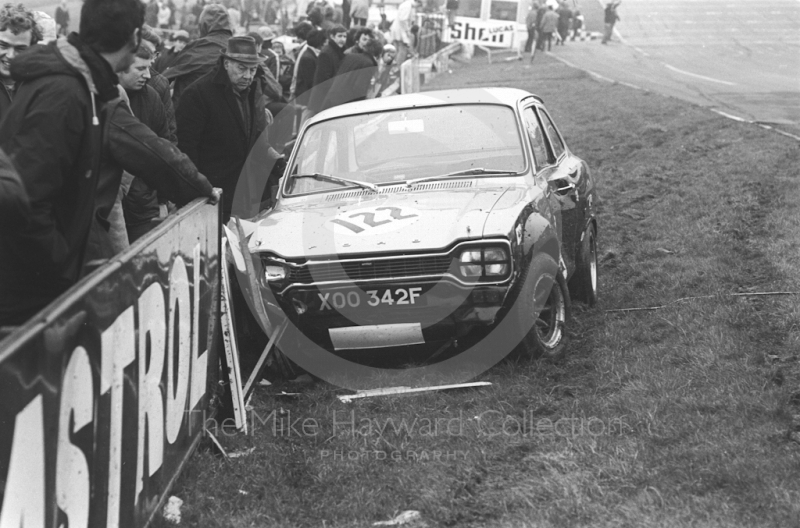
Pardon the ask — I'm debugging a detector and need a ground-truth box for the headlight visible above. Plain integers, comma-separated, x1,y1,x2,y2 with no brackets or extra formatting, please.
456,246,510,280
484,248,506,262
461,264,482,277
264,264,287,282
460,250,482,263
485,264,508,276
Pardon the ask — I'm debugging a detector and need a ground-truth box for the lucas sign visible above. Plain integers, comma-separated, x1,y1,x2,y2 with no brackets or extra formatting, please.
0,200,221,528
449,17,517,48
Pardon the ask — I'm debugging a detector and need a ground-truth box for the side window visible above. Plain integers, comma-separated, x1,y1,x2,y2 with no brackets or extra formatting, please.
522,107,554,169
538,109,566,159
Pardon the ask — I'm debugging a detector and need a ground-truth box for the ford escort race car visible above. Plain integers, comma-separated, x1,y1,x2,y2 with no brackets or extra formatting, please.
243,87,598,361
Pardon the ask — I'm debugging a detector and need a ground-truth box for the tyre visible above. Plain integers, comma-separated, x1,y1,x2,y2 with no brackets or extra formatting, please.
517,270,570,360
570,224,598,307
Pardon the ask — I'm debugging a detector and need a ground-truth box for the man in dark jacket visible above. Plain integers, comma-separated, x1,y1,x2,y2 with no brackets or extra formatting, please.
345,27,374,54
145,0,159,27
86,83,215,261
153,29,189,73
321,37,382,111
0,4,42,121
140,25,178,149
292,28,325,107
0,146,28,228
534,2,548,50
118,44,177,242
556,2,572,45
525,4,538,53
0,0,145,326
164,3,232,106
291,28,325,127
306,25,347,115
602,1,621,44
537,5,558,51
176,36,280,220
55,0,69,36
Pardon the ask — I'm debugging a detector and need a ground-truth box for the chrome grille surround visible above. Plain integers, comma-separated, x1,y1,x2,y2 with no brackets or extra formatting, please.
264,239,513,294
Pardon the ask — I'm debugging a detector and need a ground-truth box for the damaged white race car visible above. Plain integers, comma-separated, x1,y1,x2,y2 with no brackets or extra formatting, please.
232,87,598,366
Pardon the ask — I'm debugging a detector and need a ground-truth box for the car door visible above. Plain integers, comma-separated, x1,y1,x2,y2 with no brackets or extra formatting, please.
521,105,577,274
537,107,585,275
521,104,561,242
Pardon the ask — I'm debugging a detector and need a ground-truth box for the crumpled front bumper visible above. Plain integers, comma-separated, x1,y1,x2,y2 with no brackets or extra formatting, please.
268,281,511,350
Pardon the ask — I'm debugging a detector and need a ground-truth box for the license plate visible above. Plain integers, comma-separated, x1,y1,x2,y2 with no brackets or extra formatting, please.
329,323,425,350
317,287,425,312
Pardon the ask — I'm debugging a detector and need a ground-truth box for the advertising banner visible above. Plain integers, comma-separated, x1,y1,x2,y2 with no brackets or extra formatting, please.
447,16,517,48
0,199,221,528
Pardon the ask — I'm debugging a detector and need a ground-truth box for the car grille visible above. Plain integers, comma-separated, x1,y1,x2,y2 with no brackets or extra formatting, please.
287,255,454,284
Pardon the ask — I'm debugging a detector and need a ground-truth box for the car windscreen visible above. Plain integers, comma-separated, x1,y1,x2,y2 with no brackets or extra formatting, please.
285,104,526,195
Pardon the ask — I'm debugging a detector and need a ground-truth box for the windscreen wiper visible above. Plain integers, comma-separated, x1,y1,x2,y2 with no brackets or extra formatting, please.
292,173,378,192
405,168,516,188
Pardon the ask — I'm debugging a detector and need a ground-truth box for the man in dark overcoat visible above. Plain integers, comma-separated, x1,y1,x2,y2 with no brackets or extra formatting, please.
176,36,282,220
320,37,382,112
293,30,326,104
163,3,232,106
306,25,347,116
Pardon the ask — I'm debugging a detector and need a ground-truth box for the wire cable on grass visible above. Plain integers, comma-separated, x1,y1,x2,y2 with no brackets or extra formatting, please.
605,291,800,314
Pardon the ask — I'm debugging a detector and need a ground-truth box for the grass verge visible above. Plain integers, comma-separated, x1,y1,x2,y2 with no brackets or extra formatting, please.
161,54,800,527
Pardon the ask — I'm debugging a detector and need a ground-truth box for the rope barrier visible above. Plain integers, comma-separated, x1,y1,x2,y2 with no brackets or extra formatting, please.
605,291,800,314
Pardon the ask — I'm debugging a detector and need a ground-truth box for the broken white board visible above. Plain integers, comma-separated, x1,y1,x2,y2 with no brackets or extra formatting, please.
338,382,492,403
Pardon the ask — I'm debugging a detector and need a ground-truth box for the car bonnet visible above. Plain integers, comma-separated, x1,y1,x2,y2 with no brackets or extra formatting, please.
249,185,511,258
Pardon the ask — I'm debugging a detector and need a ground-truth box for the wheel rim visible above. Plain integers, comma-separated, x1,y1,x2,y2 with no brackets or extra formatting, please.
535,281,565,348
589,232,597,294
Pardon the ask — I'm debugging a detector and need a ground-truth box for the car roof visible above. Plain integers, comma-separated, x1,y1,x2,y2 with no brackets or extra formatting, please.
310,87,543,123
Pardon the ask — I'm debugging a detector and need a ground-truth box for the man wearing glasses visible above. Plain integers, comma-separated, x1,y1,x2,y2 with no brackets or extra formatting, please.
0,0,145,327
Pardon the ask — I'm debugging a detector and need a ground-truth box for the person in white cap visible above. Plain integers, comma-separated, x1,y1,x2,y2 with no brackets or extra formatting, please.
33,12,57,44
372,42,399,97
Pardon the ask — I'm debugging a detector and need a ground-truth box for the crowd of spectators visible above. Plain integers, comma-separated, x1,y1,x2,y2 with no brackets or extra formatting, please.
525,1,586,54
0,0,434,329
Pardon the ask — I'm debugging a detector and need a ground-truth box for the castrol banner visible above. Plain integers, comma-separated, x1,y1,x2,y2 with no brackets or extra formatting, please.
0,199,221,528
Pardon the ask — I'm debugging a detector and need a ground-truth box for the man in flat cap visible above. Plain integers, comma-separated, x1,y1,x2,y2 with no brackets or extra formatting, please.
176,36,282,220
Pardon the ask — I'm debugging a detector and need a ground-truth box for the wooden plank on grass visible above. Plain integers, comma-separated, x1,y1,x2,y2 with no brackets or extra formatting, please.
337,381,492,403
243,318,288,400
220,237,248,433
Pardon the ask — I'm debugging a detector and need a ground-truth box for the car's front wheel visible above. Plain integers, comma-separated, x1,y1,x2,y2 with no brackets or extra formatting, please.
517,270,570,360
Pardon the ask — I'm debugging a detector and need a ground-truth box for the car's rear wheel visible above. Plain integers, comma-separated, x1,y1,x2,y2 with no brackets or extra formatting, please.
517,271,570,360
570,224,598,307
